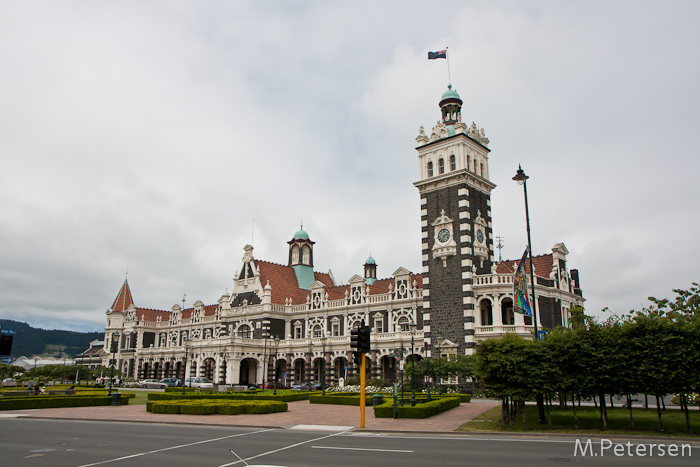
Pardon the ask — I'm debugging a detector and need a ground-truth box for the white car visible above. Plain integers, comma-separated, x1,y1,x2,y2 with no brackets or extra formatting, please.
184,377,214,388
138,379,167,389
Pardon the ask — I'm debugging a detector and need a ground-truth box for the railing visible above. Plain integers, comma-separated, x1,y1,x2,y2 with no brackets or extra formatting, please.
475,325,531,334
475,274,515,285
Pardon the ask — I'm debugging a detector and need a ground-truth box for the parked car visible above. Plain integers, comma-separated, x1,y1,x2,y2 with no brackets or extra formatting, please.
184,377,215,388
290,383,311,390
310,383,329,391
138,379,167,389
263,381,289,389
159,378,182,387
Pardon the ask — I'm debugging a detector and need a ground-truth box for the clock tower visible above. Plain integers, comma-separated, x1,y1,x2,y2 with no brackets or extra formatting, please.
414,84,495,355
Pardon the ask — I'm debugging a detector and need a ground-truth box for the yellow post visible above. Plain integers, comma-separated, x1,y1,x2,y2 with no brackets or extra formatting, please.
360,352,366,428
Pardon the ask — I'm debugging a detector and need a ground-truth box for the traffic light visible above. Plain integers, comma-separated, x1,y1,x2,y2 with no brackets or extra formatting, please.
350,327,360,351
0,334,13,356
353,351,362,365
358,325,371,353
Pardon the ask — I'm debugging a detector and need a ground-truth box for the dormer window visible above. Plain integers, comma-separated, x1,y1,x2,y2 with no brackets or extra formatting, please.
238,325,251,339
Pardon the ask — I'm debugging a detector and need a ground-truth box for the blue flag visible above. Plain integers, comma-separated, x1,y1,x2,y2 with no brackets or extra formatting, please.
428,50,447,60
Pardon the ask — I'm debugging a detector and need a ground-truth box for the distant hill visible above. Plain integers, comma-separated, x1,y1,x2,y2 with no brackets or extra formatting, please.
0,319,104,358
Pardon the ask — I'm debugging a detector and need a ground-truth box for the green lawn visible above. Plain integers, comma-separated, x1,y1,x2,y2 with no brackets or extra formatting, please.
458,405,700,438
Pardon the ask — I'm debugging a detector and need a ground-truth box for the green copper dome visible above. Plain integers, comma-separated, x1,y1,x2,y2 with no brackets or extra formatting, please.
293,228,309,240
441,84,461,101
365,255,376,265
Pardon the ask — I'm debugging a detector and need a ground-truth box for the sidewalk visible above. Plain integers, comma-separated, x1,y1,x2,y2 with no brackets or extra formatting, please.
7,399,499,433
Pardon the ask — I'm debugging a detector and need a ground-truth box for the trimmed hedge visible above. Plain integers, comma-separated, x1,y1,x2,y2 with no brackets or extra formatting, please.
0,395,130,411
149,392,310,402
147,399,287,415
309,393,374,406
374,396,460,418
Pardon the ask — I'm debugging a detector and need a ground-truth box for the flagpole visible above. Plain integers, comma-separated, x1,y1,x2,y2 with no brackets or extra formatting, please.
446,47,451,84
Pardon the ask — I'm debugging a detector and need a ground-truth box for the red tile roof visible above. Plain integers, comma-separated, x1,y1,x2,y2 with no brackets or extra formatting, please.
111,279,134,312
256,260,423,305
496,253,554,278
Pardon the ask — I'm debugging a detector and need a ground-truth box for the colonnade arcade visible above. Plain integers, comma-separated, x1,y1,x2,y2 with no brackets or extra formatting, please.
114,340,426,387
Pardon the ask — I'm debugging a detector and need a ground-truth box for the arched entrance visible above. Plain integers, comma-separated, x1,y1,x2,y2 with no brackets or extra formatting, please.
203,358,216,380
152,361,161,379
274,359,286,386
142,362,150,380
332,356,347,383
379,355,395,381
239,358,258,386
293,358,305,384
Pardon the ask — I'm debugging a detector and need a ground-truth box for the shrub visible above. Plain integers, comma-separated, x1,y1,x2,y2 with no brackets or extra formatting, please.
374,396,460,418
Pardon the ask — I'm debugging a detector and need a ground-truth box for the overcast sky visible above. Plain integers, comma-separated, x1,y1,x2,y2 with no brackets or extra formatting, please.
1,1,698,333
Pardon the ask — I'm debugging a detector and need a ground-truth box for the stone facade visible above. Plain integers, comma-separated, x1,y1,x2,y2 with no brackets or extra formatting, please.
101,84,585,387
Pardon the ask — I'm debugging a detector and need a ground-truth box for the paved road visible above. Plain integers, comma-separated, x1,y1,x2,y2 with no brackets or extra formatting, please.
1,418,698,467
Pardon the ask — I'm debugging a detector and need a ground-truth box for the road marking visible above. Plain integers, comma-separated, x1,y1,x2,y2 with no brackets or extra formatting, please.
75,429,274,467
218,431,349,467
290,424,354,431
0,414,30,418
312,446,412,453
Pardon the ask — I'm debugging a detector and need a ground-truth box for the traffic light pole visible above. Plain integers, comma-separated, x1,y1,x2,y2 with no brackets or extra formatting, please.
360,352,366,428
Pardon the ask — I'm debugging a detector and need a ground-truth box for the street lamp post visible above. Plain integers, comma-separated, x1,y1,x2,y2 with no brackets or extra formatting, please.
409,322,417,406
220,346,228,386
307,341,314,390
436,336,444,394
513,164,546,424
181,337,190,395
424,342,431,402
320,334,327,395
262,325,269,390
273,337,280,395
108,331,120,397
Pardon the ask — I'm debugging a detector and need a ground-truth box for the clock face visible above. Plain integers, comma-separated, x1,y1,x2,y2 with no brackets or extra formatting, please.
476,229,484,243
437,228,451,243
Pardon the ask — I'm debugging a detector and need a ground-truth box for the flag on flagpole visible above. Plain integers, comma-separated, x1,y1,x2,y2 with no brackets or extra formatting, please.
513,248,533,316
428,50,447,59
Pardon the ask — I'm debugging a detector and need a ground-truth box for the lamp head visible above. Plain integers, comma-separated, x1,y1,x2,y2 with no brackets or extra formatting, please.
409,322,418,333
513,165,529,185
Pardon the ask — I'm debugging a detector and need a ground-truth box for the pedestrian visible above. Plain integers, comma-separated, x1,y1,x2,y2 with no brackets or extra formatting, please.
28,378,35,391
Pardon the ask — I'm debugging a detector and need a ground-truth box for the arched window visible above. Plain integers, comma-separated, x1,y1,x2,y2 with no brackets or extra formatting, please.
292,245,299,263
450,155,456,171
467,155,471,171
427,161,434,177
480,300,493,326
302,245,310,264
398,316,410,331
480,163,484,176
313,325,323,338
438,158,445,174
501,299,515,326
238,325,251,339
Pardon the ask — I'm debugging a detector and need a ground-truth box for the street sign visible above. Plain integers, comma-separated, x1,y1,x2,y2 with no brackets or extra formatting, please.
1,357,13,364
1,329,16,334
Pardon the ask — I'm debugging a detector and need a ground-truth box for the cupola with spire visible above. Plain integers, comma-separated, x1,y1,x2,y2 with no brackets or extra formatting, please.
364,254,377,285
288,224,315,289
